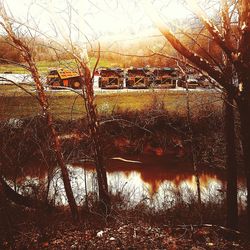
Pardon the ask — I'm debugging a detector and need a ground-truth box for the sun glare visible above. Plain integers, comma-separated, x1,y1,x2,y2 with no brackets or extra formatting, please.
4,0,191,41
85,0,190,37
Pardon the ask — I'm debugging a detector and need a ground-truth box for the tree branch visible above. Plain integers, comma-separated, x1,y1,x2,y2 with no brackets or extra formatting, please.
186,0,236,59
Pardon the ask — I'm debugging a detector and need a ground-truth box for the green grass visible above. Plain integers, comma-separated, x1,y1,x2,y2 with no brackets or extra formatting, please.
0,57,115,74
0,64,28,74
0,85,223,120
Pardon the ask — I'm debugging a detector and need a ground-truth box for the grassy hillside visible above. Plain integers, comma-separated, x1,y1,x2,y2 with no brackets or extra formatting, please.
0,57,115,74
0,85,223,120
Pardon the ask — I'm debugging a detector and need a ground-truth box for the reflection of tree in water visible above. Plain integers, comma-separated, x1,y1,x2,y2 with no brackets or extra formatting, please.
83,154,228,194
9,154,245,201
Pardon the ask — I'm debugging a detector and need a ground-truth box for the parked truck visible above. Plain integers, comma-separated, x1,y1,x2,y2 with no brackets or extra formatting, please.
47,68,83,89
98,67,124,89
126,67,151,88
150,67,178,88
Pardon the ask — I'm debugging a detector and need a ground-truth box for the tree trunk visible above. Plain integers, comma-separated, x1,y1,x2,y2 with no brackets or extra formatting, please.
0,176,48,209
225,93,238,229
0,178,13,242
238,100,250,232
185,80,201,206
0,16,79,222
82,67,111,214
45,113,79,221
26,61,79,222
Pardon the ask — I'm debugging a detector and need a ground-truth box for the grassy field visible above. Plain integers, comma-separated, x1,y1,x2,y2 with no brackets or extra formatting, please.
0,85,223,120
0,59,223,121
0,57,114,74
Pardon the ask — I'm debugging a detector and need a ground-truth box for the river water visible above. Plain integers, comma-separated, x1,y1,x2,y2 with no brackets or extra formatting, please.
14,154,246,208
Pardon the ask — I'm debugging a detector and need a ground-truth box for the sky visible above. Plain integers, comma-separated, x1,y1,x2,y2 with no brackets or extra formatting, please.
2,0,191,42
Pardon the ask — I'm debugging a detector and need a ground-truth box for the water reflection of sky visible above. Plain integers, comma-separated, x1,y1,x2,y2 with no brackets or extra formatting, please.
11,156,247,208
46,166,227,207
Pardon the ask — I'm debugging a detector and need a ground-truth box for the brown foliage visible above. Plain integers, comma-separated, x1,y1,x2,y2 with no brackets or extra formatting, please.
0,36,23,63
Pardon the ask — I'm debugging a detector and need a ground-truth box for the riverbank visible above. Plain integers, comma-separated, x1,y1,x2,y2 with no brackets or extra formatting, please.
0,105,227,175
0,104,247,249
1,197,249,249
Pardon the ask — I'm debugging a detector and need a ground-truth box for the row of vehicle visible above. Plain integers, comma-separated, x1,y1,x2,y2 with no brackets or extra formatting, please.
46,67,211,90
97,67,178,89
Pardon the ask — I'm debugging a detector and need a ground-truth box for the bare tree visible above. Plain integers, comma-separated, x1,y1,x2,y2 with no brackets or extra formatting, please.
142,0,250,230
80,62,111,214
42,1,111,214
0,4,79,221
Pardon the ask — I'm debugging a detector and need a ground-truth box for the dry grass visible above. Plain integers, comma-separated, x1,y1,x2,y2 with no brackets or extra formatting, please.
0,85,223,120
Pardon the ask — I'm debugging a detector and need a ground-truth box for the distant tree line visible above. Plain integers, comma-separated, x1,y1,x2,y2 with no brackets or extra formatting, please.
0,36,23,62
0,36,74,64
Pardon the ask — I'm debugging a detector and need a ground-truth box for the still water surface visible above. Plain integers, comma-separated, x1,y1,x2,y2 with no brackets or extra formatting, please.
17,155,246,208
